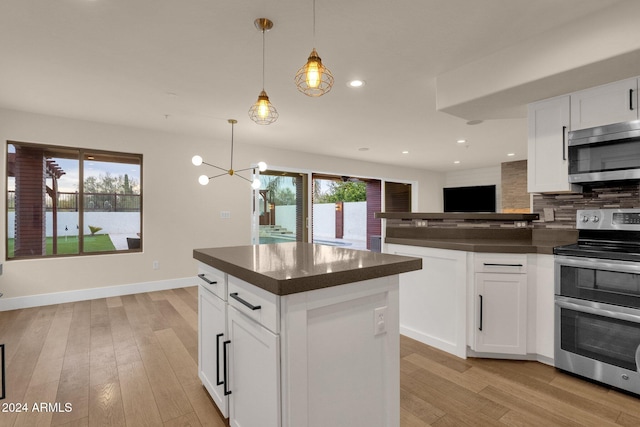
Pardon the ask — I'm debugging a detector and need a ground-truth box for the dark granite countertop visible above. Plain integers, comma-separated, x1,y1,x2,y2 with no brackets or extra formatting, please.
376,212,540,221
194,242,422,296
385,229,578,255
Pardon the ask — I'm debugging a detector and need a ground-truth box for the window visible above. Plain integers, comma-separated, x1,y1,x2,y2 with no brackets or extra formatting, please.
7,141,142,259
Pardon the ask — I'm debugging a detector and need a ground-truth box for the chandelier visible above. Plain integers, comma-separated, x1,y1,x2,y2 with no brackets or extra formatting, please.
249,18,279,125
294,0,334,96
192,119,267,189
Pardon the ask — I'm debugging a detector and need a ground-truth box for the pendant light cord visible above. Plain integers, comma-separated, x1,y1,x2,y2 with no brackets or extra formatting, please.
262,29,266,90
230,121,234,169
312,0,316,48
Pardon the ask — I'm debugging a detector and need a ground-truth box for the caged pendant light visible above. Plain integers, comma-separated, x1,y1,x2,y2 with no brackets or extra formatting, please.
295,0,334,97
249,18,279,125
192,119,267,189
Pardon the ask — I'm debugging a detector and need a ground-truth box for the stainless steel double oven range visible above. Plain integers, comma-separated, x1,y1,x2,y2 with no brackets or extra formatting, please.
554,208,640,395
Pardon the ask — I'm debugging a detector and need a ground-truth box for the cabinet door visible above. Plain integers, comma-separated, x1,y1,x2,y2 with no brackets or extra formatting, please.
228,306,280,427
571,78,638,130
527,96,579,193
198,285,229,417
474,273,527,355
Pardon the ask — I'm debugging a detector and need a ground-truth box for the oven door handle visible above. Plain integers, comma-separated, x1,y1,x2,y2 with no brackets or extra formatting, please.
556,298,640,324
555,256,640,274
636,344,640,375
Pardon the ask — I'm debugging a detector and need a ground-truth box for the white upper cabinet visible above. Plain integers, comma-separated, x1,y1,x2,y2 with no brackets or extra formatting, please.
527,96,580,193
570,77,639,130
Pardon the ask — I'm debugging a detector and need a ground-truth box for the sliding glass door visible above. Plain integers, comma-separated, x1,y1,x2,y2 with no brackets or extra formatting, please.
251,170,414,250
255,170,308,244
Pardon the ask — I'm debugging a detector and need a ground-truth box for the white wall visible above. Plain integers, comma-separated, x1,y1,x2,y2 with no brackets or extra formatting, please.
0,108,444,300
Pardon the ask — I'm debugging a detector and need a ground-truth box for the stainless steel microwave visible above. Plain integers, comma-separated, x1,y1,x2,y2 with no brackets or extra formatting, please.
568,120,640,184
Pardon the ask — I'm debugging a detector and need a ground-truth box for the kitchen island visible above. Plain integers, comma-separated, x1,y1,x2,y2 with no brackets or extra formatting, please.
193,242,421,427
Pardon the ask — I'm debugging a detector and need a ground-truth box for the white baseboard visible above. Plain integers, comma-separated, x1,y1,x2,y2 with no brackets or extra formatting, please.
400,326,467,359
0,277,196,311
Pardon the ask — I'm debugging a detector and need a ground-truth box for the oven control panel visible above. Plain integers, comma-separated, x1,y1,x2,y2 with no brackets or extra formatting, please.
577,209,640,230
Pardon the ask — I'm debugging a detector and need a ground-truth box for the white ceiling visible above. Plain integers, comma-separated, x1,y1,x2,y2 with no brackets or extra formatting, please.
0,0,630,172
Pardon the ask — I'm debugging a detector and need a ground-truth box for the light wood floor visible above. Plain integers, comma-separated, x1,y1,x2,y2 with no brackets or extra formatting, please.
0,287,638,426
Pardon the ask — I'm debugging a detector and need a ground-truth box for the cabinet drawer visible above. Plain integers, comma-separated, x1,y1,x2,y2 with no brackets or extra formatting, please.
197,263,227,300
228,275,279,334
474,254,527,274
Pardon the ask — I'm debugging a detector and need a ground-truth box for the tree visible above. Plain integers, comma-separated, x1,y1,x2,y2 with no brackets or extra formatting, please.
260,175,297,205
314,180,366,203
83,173,139,194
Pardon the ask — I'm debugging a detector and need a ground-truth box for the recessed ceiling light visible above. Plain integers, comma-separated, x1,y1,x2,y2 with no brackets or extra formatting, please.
454,160,460,164
348,80,365,88
507,153,515,157
466,120,483,125
358,147,369,151
457,139,466,144
402,150,409,154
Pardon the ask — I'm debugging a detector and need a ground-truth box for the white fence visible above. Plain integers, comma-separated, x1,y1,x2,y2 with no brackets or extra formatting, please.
7,212,140,238
273,202,366,241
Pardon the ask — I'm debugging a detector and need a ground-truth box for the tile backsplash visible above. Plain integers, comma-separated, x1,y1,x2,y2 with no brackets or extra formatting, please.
532,183,640,229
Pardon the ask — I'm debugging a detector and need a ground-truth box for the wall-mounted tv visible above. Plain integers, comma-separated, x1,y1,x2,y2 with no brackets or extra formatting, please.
443,185,496,213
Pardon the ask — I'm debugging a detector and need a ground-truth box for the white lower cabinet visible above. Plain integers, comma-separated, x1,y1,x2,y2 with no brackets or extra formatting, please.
197,264,229,417
472,254,527,355
198,262,400,427
473,272,527,355
228,306,280,427
198,286,228,417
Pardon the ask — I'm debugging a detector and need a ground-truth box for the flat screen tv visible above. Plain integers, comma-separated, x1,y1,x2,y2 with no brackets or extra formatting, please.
443,185,496,213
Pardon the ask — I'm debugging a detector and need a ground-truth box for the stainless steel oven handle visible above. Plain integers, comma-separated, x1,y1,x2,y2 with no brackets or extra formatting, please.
555,256,640,274
555,298,640,324
636,344,640,375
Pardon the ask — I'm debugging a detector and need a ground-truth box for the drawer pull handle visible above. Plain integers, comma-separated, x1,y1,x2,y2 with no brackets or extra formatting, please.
223,340,232,396
479,295,483,331
230,292,262,311
216,333,224,386
483,263,523,267
562,125,567,161
197,273,217,285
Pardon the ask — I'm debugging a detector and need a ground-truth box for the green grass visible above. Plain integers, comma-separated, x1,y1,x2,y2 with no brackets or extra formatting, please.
7,234,116,257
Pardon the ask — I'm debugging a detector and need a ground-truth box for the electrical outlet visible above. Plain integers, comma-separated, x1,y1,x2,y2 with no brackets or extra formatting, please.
220,211,231,219
152,260,159,270
374,306,387,336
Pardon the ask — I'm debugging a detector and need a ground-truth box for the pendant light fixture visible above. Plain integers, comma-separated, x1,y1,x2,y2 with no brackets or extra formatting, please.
295,0,334,97
192,119,267,189
249,18,278,125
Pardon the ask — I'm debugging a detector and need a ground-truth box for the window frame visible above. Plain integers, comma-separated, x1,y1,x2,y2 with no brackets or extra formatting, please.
6,140,143,260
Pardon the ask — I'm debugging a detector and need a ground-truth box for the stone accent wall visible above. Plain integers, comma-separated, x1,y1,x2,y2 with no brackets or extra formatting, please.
501,160,529,213
532,183,640,229
366,181,382,250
